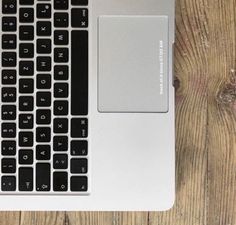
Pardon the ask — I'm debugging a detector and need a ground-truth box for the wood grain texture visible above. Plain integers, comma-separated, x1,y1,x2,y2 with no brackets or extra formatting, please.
207,0,236,224
20,212,65,225
0,0,235,224
0,212,20,225
66,212,148,225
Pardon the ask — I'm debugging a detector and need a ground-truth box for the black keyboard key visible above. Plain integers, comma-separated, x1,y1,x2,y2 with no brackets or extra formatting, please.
36,127,51,142
19,78,34,93
1,176,16,192
19,149,33,165
53,136,68,151
53,172,68,192
20,8,34,23
19,61,34,76
36,145,51,160
20,0,34,5
54,0,68,10
71,176,87,192
53,118,68,133
71,0,88,5
71,118,88,138
2,0,17,14
2,87,16,102
19,43,34,58
53,154,68,169
19,26,34,40
54,100,68,115
54,30,68,45
37,39,51,54
37,57,51,71
19,96,34,111
36,163,51,191
71,158,88,174
19,167,33,191
71,31,88,115
1,70,16,84
1,141,16,156
36,109,51,124
2,34,16,49
54,13,68,27
2,52,16,67
71,140,88,156
19,132,33,147
1,158,16,173
19,114,34,129
37,74,51,89
37,4,51,18
54,65,68,80
2,123,16,138
54,83,68,98
54,48,68,63
37,21,51,36
2,17,16,31
1,105,16,120
71,8,88,28
36,92,51,107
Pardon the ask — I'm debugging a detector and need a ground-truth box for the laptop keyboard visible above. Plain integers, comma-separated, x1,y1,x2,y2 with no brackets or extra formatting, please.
0,0,89,194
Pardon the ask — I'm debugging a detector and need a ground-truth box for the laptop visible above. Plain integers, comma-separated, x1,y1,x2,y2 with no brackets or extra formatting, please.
0,0,175,211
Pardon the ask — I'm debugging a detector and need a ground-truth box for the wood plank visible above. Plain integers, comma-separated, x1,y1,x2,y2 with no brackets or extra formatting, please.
66,212,148,225
149,0,209,224
0,212,20,225
207,0,236,224
20,212,65,225
66,212,113,225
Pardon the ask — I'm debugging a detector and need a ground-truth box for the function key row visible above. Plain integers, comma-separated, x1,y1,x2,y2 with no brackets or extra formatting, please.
3,0,88,14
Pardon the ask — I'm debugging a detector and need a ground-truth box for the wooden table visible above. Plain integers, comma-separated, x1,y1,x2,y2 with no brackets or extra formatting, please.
1,0,235,224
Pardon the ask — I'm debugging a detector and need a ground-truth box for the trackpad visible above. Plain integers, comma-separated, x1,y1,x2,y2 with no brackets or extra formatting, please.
98,16,169,113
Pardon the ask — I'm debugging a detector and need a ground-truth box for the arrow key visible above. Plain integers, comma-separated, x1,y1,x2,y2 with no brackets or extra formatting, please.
71,176,87,192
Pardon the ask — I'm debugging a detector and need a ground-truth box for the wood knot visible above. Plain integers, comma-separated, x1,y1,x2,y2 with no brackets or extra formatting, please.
217,69,236,106
174,76,181,92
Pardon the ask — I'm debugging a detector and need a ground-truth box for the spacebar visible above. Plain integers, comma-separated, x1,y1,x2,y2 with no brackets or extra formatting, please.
71,30,88,115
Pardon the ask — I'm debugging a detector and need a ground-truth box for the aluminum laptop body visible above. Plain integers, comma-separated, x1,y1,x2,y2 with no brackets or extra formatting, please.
0,0,175,211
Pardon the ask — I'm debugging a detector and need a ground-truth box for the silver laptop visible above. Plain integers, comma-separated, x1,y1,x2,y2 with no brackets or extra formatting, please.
0,0,175,211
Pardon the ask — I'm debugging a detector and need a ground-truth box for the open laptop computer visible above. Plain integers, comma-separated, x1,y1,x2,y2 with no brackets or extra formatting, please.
0,0,175,211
